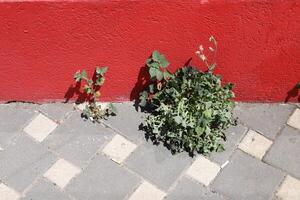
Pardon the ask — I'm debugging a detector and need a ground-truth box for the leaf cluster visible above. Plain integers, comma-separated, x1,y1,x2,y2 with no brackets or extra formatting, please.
140,38,236,156
140,51,173,107
74,66,116,122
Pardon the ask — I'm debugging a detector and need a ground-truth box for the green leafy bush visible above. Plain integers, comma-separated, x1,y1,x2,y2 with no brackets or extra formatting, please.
140,37,236,155
74,67,116,122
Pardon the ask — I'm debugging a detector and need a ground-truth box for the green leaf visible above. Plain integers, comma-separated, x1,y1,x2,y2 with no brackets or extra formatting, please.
74,71,82,82
108,103,117,114
96,77,105,86
149,84,155,93
216,144,225,152
81,70,88,79
203,109,212,119
156,70,164,81
152,50,160,62
96,67,108,76
83,85,92,94
158,55,169,68
174,116,182,124
87,79,93,86
149,67,157,79
139,91,148,107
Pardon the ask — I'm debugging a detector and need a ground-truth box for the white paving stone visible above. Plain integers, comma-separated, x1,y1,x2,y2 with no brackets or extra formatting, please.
186,156,220,186
23,113,57,142
287,109,300,130
128,181,166,200
276,175,300,200
43,159,81,189
102,134,137,164
0,183,20,200
238,129,273,160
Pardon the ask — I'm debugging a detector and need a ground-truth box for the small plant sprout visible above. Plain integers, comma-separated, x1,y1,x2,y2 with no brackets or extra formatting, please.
74,66,116,122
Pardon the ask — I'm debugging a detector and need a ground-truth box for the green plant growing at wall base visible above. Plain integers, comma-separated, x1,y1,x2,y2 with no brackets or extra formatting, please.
139,36,236,156
74,67,116,122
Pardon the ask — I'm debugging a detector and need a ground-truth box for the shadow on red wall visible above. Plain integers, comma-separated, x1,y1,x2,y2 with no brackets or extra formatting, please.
285,83,300,103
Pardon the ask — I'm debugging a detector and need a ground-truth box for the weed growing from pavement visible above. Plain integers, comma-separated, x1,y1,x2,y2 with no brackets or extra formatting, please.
74,67,116,122
139,36,237,156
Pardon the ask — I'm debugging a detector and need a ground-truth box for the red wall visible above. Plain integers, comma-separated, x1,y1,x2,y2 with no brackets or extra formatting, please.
0,0,299,103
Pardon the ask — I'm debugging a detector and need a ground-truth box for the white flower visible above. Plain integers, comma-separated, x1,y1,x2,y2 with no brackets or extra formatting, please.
200,54,206,61
195,51,201,55
199,45,204,51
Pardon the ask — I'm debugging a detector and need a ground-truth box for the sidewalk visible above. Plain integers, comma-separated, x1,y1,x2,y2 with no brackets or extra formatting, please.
0,102,299,200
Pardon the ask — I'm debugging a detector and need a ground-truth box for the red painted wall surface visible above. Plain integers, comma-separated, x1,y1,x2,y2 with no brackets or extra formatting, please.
0,0,299,103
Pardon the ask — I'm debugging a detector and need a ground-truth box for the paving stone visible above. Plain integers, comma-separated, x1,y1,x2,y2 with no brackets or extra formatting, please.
44,159,81,189
102,134,137,164
43,112,114,167
39,103,74,122
165,177,225,200
0,136,56,192
24,113,58,142
275,175,300,200
0,183,20,200
0,104,36,133
0,105,36,148
238,129,273,160
264,126,300,179
128,181,166,200
211,150,284,200
210,124,247,165
125,141,192,190
66,154,140,200
234,103,295,139
186,156,220,186
102,103,147,142
21,179,71,200
287,108,300,130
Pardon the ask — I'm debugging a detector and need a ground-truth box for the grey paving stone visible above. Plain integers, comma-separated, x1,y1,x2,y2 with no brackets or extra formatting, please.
165,177,225,200
234,103,295,139
211,150,284,200
43,112,115,167
66,154,140,200
21,179,71,200
0,135,56,192
125,141,193,190
102,103,147,142
0,105,36,147
210,124,247,165
39,103,74,122
263,126,300,179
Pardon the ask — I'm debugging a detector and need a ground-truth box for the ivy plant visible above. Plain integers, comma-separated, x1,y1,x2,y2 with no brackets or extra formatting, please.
139,37,236,156
74,66,116,122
